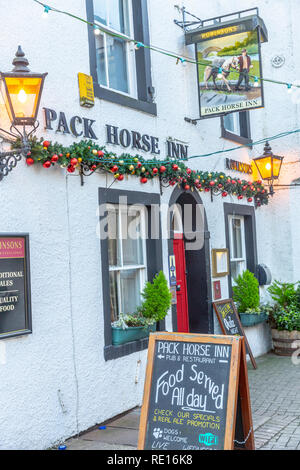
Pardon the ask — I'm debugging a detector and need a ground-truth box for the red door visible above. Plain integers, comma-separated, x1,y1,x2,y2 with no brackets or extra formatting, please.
173,234,189,333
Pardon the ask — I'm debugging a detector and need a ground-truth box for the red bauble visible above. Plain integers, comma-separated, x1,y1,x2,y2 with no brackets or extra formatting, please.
242,185,248,191
160,166,166,173
172,164,179,171
98,151,104,157
184,185,190,191
70,158,78,166
67,165,75,173
248,198,253,203
111,165,119,173
43,161,51,169
231,180,236,185
218,183,223,189
204,187,210,192
152,167,158,175
140,177,148,184
51,154,59,163
137,162,142,168
117,174,124,181
222,192,228,197
186,168,192,175
195,179,200,185
238,195,243,200
43,141,50,148
26,157,34,166
209,181,215,187
91,165,97,171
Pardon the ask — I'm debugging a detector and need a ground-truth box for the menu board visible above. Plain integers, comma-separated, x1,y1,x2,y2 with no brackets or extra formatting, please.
213,299,257,369
138,333,244,450
0,235,32,339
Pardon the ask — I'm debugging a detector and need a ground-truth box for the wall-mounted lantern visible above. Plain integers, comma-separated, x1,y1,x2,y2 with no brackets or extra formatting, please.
0,46,47,180
253,142,284,195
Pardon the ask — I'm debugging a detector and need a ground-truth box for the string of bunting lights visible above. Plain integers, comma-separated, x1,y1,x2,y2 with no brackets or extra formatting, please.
32,0,300,92
14,136,269,207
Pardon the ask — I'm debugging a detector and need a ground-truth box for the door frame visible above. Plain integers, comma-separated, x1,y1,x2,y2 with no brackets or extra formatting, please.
168,187,213,334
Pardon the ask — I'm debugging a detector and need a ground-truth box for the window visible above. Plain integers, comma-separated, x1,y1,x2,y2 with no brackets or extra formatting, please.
86,0,156,115
221,111,252,146
228,215,247,282
107,204,147,321
94,0,136,96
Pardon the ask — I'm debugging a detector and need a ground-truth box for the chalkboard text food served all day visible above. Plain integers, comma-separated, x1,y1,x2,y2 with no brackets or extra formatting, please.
138,333,244,451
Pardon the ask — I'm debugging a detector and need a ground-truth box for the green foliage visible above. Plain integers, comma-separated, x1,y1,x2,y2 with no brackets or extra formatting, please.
244,306,264,315
268,280,298,309
112,313,155,330
270,306,300,332
267,281,300,331
232,270,260,313
140,271,172,322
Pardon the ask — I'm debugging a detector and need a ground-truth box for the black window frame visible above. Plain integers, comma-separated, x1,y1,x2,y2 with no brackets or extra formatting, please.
224,203,258,297
86,0,157,116
99,188,163,361
221,111,252,147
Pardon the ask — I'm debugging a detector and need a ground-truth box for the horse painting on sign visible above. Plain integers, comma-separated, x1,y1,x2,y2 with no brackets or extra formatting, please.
204,56,239,92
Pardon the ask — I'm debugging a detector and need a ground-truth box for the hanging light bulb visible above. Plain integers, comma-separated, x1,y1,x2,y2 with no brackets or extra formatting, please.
134,42,143,50
254,76,259,88
17,89,27,104
42,5,51,18
287,83,293,94
94,25,101,35
217,67,223,79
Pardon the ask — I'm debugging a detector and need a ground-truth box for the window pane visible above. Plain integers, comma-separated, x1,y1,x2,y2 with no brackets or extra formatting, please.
109,0,129,35
224,113,240,135
231,261,246,282
95,34,108,87
120,269,142,314
106,36,129,93
108,208,120,266
94,0,108,26
232,218,243,259
109,271,119,322
121,211,144,266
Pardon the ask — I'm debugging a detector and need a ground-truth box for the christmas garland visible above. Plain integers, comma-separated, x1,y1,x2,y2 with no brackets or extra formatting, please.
15,137,269,206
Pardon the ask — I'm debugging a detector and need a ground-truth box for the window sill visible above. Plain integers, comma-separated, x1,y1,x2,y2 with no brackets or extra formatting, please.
104,337,149,361
94,84,157,116
221,128,253,148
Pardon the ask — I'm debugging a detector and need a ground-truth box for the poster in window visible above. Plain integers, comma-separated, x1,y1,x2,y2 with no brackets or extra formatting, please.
0,235,32,339
185,14,267,119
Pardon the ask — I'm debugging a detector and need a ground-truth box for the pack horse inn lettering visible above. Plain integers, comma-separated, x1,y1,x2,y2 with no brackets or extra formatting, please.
43,108,189,160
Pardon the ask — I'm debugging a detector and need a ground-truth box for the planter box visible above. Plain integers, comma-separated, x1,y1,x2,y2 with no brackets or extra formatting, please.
239,313,268,327
271,329,300,356
112,324,156,346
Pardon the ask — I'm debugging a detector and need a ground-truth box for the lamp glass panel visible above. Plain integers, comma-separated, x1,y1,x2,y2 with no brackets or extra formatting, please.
272,157,283,179
254,156,272,180
3,76,42,120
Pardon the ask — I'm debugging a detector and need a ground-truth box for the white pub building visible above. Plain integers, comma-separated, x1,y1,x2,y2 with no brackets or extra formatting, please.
0,0,299,449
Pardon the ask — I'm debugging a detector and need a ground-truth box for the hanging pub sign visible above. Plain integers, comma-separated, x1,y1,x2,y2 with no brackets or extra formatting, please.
185,10,268,119
138,332,255,450
0,235,32,339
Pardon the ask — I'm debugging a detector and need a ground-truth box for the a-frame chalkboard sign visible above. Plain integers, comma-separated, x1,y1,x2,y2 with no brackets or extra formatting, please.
138,332,255,451
213,299,257,370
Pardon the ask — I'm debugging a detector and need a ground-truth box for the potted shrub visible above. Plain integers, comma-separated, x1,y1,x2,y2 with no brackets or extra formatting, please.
111,271,172,346
233,270,268,327
267,280,300,356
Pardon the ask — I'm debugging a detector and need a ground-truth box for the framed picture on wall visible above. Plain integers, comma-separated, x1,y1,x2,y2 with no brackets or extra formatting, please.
212,248,229,278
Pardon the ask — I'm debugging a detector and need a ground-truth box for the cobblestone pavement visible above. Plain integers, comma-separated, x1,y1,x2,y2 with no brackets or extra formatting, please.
248,353,300,450
65,353,300,451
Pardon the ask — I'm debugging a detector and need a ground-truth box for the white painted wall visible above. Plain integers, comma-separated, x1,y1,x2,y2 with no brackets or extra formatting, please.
0,0,299,449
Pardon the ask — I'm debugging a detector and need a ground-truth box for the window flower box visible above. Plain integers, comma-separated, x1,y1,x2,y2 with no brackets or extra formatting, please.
112,323,156,346
239,312,268,327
